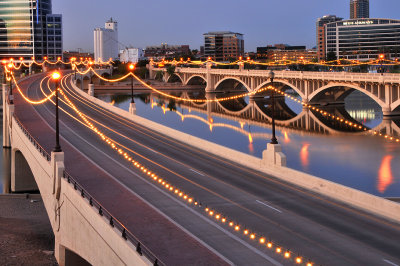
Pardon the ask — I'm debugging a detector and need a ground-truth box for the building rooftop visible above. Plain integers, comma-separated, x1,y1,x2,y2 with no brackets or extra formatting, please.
203,31,244,36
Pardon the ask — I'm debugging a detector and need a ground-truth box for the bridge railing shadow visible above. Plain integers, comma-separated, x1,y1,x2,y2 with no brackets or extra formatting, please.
63,171,165,266
14,115,51,161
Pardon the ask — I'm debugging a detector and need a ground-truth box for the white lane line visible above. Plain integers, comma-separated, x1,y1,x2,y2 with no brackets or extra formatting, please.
148,148,159,154
190,168,205,176
34,85,282,266
256,200,282,213
383,259,399,266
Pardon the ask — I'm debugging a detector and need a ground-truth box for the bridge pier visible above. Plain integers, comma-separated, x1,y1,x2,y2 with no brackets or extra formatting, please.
262,143,286,167
88,84,94,97
11,149,38,192
2,84,10,148
382,107,400,116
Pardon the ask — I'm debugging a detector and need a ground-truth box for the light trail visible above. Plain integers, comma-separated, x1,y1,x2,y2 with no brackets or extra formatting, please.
41,74,316,265
59,73,400,234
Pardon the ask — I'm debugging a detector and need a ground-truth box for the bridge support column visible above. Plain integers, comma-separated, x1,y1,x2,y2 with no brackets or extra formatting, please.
262,144,286,167
129,102,136,115
2,84,10,148
11,149,38,192
51,151,64,200
88,84,94,97
205,63,215,92
29,64,33,75
148,60,156,80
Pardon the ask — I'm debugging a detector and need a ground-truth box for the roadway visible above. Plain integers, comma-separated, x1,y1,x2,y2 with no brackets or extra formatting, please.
17,73,400,265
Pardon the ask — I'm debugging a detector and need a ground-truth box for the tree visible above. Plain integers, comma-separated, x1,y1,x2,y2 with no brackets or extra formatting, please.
326,51,337,62
166,65,176,76
155,71,163,81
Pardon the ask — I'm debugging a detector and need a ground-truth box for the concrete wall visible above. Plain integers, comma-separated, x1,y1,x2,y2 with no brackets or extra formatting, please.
70,78,400,223
9,114,150,266
11,149,38,192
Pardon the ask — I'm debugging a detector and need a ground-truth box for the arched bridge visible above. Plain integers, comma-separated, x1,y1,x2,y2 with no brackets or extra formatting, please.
150,65,400,116
3,70,400,266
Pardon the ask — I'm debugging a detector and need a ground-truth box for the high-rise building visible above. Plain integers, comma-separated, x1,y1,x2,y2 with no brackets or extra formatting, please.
0,0,63,60
94,18,119,62
350,0,369,19
203,31,244,61
316,15,343,61
325,18,400,61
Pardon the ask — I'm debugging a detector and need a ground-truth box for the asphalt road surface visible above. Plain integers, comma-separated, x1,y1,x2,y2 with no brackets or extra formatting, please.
14,73,400,266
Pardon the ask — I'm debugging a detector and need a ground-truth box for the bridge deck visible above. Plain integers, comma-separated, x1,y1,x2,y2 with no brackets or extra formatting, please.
12,73,400,266
14,75,227,265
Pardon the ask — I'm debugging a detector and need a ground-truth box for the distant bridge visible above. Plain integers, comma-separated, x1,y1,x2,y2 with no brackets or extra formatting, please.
150,65,400,116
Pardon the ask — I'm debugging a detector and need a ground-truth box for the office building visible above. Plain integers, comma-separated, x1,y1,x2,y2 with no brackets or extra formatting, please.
144,43,190,58
203,31,244,61
120,47,144,63
350,0,369,19
94,18,119,62
316,15,343,61
0,0,63,60
325,18,400,61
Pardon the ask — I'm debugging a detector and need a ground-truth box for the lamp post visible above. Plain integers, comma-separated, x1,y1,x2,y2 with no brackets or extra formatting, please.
129,64,135,103
268,70,278,144
7,63,14,104
52,71,62,152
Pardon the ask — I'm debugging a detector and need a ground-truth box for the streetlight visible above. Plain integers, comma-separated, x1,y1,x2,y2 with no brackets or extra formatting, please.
379,54,385,73
7,63,14,104
268,70,278,144
52,71,62,152
129,64,135,103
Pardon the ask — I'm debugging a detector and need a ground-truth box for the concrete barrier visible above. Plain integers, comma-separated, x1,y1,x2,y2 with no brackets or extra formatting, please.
70,79,400,223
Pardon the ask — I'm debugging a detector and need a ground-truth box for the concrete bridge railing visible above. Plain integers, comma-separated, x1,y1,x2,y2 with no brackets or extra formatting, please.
151,66,400,116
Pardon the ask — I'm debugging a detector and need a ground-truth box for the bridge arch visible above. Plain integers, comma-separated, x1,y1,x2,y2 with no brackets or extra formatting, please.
255,79,306,99
308,82,387,109
167,73,184,83
214,77,252,92
390,98,400,112
185,75,207,86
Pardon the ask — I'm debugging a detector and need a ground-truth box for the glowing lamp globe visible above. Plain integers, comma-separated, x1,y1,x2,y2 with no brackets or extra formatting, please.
52,72,61,80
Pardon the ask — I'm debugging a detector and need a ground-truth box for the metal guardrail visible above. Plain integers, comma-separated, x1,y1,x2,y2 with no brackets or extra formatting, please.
13,114,51,161
13,115,164,265
63,171,165,266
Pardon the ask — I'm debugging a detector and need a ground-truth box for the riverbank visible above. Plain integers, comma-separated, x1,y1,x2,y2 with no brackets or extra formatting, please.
0,194,57,265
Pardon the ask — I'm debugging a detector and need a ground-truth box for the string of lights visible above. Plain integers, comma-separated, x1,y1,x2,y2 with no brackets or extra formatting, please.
10,72,57,105
36,74,315,265
9,67,397,265
268,87,400,143
1,57,112,71
151,56,400,68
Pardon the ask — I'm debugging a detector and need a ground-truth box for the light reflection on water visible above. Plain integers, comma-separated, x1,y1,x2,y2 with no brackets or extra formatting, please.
97,91,399,197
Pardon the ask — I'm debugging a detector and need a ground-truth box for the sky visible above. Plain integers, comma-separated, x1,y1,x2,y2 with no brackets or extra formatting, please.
53,0,400,53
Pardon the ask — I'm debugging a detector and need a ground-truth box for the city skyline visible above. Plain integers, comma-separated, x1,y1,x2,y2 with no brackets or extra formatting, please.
54,0,400,53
